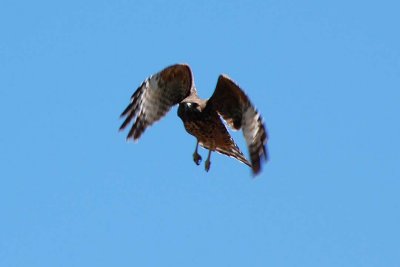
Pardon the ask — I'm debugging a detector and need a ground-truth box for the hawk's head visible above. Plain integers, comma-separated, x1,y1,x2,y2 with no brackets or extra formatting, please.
177,102,202,121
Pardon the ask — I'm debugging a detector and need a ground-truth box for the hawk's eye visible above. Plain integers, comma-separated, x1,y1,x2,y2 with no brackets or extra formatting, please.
186,102,198,109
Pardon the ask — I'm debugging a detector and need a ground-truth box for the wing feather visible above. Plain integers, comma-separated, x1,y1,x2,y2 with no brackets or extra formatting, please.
207,75,268,175
120,64,195,141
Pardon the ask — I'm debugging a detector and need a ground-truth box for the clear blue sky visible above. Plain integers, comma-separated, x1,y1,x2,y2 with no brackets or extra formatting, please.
1,0,399,266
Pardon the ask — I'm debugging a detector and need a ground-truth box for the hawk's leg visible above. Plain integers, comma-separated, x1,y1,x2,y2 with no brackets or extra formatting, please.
205,150,212,172
193,141,202,165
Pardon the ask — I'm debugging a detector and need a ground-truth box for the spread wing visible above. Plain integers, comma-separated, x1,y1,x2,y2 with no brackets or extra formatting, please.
207,75,268,175
119,64,195,141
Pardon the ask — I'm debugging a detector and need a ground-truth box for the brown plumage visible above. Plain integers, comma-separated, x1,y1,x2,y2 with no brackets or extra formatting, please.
119,64,268,175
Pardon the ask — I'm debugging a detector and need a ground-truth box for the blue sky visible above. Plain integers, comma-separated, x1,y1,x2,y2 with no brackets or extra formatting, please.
1,0,399,266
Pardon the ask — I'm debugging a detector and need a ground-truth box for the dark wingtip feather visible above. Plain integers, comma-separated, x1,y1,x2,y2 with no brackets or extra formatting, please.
125,116,147,141
126,125,135,140
120,103,133,118
119,110,136,131
251,164,261,177
121,83,145,118
263,145,269,162
133,125,144,140
250,143,269,177
119,118,130,131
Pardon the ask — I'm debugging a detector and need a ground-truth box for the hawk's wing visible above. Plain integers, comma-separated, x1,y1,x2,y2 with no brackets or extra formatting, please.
120,64,195,141
207,75,268,175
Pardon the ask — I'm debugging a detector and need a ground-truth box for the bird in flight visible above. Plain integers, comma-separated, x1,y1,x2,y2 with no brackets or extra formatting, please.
119,64,268,175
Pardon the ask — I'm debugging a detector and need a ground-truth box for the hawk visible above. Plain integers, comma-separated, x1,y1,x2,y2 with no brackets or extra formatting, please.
119,64,268,175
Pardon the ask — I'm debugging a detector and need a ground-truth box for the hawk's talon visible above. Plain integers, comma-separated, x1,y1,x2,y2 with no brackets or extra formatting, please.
205,160,211,172
193,152,202,165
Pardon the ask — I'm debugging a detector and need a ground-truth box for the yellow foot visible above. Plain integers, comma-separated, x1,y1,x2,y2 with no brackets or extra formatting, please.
193,152,202,165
